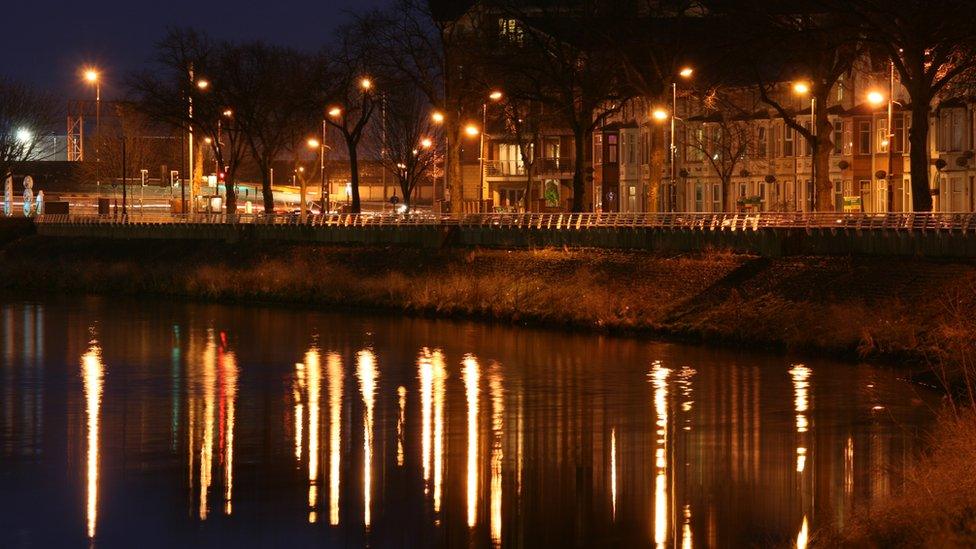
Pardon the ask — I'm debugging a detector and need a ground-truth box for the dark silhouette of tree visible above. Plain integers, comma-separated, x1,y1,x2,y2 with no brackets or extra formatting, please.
0,77,59,182
367,0,483,210
488,0,630,212
729,5,862,211
833,0,976,211
130,29,249,214
368,89,441,211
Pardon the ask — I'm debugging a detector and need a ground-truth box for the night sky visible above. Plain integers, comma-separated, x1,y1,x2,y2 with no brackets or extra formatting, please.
3,0,389,100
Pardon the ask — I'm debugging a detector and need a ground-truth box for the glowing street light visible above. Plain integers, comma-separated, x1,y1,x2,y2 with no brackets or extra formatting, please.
488,90,503,101
15,128,32,143
222,109,233,117
307,138,320,149
431,111,445,124
204,137,213,145
465,124,480,137
652,108,669,122
793,80,817,208
867,90,885,106
197,79,210,90
360,77,372,91
420,138,433,149
84,69,99,83
328,107,342,118
679,67,694,78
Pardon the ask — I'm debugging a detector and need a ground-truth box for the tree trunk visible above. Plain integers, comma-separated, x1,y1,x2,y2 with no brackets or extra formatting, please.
723,177,736,212
909,101,934,212
524,165,534,212
225,175,237,215
648,124,665,212
572,127,588,212
260,166,274,214
348,137,361,214
446,123,462,210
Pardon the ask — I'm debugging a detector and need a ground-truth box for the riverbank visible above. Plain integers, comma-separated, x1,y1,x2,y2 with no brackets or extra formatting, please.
2,234,974,369
825,411,976,547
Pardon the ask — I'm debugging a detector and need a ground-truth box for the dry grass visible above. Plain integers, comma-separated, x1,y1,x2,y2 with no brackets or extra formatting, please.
831,411,976,548
0,236,974,365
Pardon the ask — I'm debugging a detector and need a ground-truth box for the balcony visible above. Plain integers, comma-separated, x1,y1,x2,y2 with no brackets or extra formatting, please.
485,159,526,178
485,157,576,179
536,156,574,175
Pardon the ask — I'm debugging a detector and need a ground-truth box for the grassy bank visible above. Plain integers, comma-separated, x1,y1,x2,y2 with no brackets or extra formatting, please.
2,235,974,366
826,411,976,547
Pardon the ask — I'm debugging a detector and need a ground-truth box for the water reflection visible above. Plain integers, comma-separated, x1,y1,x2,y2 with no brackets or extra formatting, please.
463,354,480,530
0,300,938,547
188,329,237,520
356,349,377,529
489,363,504,547
327,352,343,526
81,335,104,540
651,361,670,549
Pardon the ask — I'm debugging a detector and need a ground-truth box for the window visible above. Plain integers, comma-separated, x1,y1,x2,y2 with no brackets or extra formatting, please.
593,134,603,165
608,134,618,164
498,18,523,45
939,109,965,152
711,185,722,212
843,122,853,156
858,120,872,155
784,125,794,157
878,118,889,153
893,115,905,153
832,121,843,154
756,126,767,158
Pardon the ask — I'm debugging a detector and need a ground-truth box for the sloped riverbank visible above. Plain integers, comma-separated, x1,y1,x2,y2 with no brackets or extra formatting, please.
2,234,973,369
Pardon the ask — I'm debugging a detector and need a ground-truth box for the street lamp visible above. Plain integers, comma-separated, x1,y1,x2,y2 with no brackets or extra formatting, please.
420,138,433,149
15,128,32,143
652,109,669,122
667,67,694,212
328,106,342,118
479,90,504,204
431,111,445,124
868,64,897,212
360,77,372,91
196,79,210,90
793,80,816,210
82,67,102,193
465,124,480,137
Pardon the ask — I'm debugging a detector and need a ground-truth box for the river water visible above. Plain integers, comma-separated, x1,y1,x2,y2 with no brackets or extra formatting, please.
0,297,936,548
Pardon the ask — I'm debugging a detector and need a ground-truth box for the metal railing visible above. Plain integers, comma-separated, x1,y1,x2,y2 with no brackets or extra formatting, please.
33,211,976,232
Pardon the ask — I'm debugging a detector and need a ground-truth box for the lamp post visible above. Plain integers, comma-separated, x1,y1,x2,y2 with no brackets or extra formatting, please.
431,111,446,210
867,67,896,212
666,67,694,212
792,81,817,211
83,69,101,196
480,90,504,208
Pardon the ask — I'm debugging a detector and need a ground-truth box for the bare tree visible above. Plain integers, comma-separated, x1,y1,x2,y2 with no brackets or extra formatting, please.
833,0,976,211
0,78,59,182
490,0,630,212
130,29,249,214
368,89,441,210
682,90,760,211
368,0,484,209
